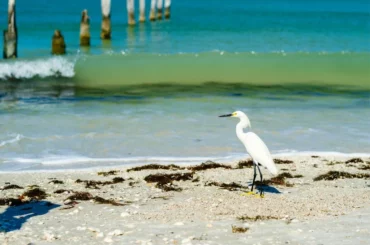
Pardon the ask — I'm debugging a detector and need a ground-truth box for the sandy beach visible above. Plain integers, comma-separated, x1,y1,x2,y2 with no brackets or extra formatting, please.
0,155,370,245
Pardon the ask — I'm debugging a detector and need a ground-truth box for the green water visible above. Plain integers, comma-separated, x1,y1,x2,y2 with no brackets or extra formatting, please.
74,52,370,89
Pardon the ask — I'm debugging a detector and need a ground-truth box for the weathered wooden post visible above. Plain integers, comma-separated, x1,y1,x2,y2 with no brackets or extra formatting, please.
127,0,136,26
51,30,66,55
164,0,171,19
156,0,163,20
80,9,90,46
139,0,146,23
3,0,17,59
149,0,157,21
101,0,111,39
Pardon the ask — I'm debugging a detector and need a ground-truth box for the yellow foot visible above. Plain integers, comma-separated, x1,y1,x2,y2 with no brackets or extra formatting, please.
241,191,265,198
241,191,257,196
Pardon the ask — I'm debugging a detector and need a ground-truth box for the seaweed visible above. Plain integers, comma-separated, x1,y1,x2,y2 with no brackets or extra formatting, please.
187,161,232,171
54,189,72,194
274,159,293,164
205,181,249,191
48,180,64,184
345,158,363,164
112,177,125,183
64,192,126,206
97,170,119,176
93,196,125,206
327,161,343,166
144,172,193,192
236,160,253,169
311,156,319,158
22,188,47,200
237,215,279,221
1,184,23,190
313,171,370,181
0,198,25,206
127,164,184,172
75,177,125,189
231,225,249,233
144,172,193,184
358,165,370,170
155,183,182,192
255,173,294,187
65,192,93,201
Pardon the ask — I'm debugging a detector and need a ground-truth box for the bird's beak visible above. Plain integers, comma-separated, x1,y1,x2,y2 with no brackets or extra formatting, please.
219,114,232,117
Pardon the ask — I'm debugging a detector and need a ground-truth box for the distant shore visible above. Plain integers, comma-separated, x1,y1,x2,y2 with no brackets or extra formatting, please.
1,155,369,244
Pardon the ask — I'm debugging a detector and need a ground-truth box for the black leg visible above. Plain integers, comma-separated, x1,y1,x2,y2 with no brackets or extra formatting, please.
251,161,257,192
256,164,264,196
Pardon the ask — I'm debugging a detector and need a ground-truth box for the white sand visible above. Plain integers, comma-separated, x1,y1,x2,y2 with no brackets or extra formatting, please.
0,155,370,244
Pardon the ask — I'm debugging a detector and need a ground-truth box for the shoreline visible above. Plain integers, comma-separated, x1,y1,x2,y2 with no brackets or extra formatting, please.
1,152,370,173
1,155,369,244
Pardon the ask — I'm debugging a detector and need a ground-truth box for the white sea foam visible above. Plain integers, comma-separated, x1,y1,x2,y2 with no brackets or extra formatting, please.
2,152,369,172
0,56,75,79
0,134,24,147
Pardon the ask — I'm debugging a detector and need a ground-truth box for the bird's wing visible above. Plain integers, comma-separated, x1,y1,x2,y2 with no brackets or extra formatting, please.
242,132,278,175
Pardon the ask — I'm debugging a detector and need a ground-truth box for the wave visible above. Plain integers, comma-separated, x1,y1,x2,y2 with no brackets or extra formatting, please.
0,51,369,91
0,56,75,80
1,151,370,172
0,134,24,147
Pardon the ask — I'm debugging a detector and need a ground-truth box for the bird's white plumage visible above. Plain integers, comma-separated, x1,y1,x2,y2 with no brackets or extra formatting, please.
240,132,277,175
225,110,278,176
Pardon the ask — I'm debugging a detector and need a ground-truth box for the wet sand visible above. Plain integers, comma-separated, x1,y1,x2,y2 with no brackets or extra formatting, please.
1,155,370,244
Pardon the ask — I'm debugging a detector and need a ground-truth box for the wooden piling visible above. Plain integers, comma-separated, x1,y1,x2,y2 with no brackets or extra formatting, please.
149,0,157,21
101,0,111,39
51,30,66,55
164,0,171,19
3,0,17,59
139,0,146,23
156,0,163,20
127,0,136,26
80,10,90,46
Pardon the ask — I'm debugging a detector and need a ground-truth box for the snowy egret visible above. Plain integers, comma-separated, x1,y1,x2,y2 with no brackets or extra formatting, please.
219,111,278,195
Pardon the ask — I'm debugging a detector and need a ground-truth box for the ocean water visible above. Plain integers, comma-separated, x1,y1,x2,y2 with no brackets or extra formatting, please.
0,0,369,171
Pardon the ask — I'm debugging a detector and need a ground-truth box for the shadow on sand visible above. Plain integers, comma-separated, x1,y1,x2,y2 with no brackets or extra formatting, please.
251,183,282,194
0,201,60,233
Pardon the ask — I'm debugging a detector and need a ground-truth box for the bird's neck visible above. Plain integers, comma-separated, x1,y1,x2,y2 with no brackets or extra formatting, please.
236,117,251,140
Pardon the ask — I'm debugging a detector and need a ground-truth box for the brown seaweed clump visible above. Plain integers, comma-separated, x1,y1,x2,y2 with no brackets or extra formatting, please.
273,159,293,164
127,164,184,172
1,184,23,190
22,188,47,200
75,177,125,189
64,192,126,206
311,155,319,158
345,158,363,164
65,191,93,201
0,198,25,206
236,160,253,169
93,196,125,206
187,161,232,171
54,189,73,194
313,171,370,181
205,182,249,191
144,172,193,184
231,225,249,233
48,180,64,184
144,172,193,192
255,173,294,187
238,215,280,221
97,170,119,176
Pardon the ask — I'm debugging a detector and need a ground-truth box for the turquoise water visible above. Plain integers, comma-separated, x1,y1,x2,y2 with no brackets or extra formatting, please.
0,0,369,171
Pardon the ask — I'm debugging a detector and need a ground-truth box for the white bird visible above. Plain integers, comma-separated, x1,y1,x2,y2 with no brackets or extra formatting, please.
219,111,278,195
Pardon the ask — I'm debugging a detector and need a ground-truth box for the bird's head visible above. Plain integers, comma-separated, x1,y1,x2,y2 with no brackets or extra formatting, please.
219,111,251,128
219,111,245,118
